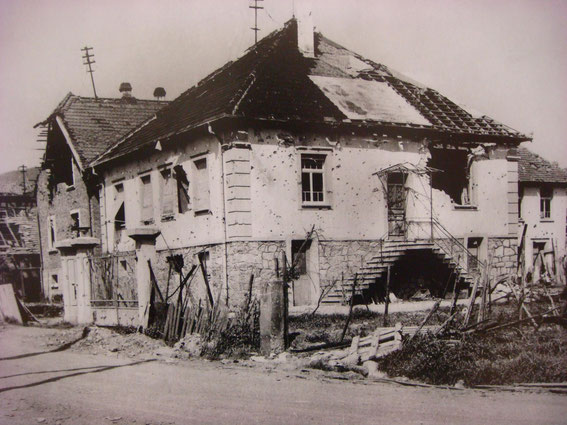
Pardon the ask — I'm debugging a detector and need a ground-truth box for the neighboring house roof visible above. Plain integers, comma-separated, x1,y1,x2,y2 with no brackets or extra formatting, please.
95,19,529,166
0,167,40,195
36,93,168,167
517,147,567,184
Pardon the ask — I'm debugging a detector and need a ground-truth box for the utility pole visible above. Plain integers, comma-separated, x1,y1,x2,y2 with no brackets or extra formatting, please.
18,165,27,194
81,46,98,99
249,0,264,44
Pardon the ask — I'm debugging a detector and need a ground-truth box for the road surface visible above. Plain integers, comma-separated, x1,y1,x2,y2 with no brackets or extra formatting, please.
0,324,565,425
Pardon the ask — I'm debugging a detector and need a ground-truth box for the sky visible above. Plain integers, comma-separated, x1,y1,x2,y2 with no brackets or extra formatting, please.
0,0,566,175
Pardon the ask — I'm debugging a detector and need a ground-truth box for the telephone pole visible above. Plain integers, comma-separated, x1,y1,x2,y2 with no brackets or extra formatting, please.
249,0,264,44
81,46,98,99
18,165,27,194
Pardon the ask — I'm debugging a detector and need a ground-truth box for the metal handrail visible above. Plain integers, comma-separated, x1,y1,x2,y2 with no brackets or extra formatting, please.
430,217,485,269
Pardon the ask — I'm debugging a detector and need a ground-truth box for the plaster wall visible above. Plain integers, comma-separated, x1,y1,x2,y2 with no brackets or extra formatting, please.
100,135,225,254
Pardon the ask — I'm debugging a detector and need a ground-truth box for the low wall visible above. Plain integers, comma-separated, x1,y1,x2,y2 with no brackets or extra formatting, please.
92,306,139,327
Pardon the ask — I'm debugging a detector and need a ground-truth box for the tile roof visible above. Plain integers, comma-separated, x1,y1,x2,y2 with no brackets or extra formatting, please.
38,94,168,167
517,147,567,184
96,19,529,165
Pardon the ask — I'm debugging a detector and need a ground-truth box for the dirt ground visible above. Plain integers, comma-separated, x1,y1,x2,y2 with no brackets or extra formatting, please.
1,323,566,425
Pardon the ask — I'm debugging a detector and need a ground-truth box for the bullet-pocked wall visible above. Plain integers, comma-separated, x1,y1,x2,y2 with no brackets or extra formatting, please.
98,126,519,307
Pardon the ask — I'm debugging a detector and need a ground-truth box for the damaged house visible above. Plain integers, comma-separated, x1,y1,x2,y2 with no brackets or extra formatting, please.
35,87,167,322
0,167,41,301
74,16,531,327
516,147,567,282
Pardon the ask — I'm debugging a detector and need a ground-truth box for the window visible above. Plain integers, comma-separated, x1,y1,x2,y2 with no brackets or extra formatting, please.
301,154,326,205
113,183,125,245
50,274,59,290
47,216,56,250
193,158,210,213
160,168,176,220
428,148,471,205
540,187,552,219
70,211,80,237
140,174,153,224
174,165,190,214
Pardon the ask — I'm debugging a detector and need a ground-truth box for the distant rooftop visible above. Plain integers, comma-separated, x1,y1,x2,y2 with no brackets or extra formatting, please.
517,147,567,184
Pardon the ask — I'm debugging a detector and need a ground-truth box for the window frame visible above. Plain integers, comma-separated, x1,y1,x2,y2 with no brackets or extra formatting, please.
300,153,328,207
139,172,154,225
539,187,552,220
159,166,177,221
192,157,211,214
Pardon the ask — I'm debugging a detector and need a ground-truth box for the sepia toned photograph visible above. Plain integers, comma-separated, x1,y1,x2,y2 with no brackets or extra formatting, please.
0,0,566,423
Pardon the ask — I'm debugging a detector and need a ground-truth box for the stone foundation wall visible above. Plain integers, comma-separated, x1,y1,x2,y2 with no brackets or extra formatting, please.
488,237,518,279
225,241,284,307
318,240,383,288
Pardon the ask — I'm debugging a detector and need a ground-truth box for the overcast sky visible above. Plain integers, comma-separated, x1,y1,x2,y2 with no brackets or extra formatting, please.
0,0,566,175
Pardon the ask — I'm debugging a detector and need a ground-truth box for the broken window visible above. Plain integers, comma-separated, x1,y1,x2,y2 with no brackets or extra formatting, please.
113,183,125,245
47,216,56,250
70,211,80,237
540,187,552,219
174,165,190,214
193,158,210,213
428,148,471,205
160,168,175,220
301,154,325,205
140,174,154,224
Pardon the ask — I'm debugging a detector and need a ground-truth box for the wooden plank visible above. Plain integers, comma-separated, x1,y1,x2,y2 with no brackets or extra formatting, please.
0,284,23,324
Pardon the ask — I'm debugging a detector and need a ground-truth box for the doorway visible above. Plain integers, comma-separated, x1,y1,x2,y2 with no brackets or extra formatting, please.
387,172,407,238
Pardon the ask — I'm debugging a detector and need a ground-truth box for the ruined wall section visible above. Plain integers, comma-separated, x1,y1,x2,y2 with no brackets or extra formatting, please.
37,160,98,300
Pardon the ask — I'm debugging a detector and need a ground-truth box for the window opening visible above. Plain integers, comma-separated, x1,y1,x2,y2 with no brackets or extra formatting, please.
428,148,471,205
113,183,125,245
160,168,176,220
140,174,153,224
50,274,59,289
174,165,190,214
540,187,552,219
48,216,56,250
301,154,325,204
193,158,210,213
70,212,80,237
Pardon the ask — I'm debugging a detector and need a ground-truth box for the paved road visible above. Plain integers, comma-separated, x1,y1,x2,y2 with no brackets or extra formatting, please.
0,325,565,425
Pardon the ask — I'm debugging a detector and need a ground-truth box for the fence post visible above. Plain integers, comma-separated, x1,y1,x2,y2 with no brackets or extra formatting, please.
260,279,287,356
127,228,160,329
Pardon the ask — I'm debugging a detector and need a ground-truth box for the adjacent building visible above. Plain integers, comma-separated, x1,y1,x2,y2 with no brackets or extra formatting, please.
35,88,167,321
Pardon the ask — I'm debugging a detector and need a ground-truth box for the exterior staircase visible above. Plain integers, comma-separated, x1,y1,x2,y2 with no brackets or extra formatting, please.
321,239,477,305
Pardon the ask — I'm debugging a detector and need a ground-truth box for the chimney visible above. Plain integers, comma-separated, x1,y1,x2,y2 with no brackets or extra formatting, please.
296,0,314,58
119,82,132,98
